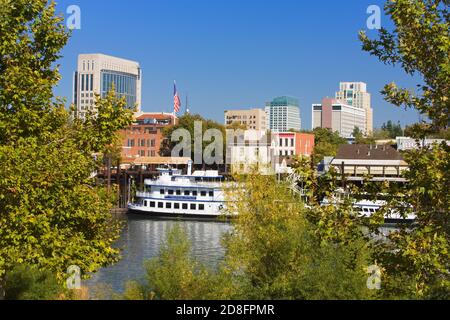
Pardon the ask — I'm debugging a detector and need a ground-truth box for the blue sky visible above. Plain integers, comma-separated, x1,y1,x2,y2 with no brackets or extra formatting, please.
54,0,421,129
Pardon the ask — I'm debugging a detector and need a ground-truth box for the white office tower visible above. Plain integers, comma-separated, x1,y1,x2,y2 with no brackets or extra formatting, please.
336,82,373,134
265,96,301,133
73,54,142,119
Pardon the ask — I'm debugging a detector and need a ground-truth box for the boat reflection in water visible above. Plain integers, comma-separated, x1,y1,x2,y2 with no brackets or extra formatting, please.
85,214,232,293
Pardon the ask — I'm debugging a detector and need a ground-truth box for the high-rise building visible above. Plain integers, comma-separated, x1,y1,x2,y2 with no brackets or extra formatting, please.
265,96,301,132
312,98,367,138
335,82,373,134
224,108,267,131
73,54,142,119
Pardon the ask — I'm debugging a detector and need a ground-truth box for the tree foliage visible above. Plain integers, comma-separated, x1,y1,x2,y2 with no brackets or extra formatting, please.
0,0,133,292
159,113,225,168
359,0,449,132
122,225,223,300
360,0,450,299
3,264,62,300
311,128,347,164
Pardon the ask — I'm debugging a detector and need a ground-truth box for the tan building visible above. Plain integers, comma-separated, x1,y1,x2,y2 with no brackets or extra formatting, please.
336,82,373,134
224,108,267,131
73,53,142,119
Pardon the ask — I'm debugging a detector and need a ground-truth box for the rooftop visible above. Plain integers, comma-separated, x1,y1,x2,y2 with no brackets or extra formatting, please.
267,96,299,107
335,144,404,161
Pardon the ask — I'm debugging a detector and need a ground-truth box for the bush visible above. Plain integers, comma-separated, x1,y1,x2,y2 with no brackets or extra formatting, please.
4,265,62,300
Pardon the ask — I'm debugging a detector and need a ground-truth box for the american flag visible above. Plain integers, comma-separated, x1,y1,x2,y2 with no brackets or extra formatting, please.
173,81,181,114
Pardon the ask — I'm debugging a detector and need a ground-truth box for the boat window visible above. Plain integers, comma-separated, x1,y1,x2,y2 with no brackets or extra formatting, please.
150,202,155,208
166,202,172,209
176,190,181,195
199,204,205,211
182,203,188,210
160,189,164,195
158,202,164,208
184,190,190,196
192,191,198,196
201,191,207,196
174,203,180,209
144,200,148,207
190,203,196,210
209,191,214,197
363,208,369,212
168,190,174,195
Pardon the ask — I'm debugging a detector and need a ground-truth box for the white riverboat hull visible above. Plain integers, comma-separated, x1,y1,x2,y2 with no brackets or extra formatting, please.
128,203,227,220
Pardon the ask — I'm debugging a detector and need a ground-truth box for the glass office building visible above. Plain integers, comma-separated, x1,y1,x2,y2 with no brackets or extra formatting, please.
73,54,142,119
265,96,302,132
101,70,138,110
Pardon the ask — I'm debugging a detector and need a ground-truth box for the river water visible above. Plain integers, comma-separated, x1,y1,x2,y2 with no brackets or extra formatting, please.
84,214,399,295
85,214,232,293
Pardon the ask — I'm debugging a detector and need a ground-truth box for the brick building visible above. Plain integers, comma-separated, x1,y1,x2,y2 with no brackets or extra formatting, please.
121,113,176,161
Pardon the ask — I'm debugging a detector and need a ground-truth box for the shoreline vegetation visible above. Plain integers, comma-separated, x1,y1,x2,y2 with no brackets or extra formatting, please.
0,0,448,300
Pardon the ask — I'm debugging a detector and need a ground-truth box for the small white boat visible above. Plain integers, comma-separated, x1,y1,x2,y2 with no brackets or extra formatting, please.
321,189,416,223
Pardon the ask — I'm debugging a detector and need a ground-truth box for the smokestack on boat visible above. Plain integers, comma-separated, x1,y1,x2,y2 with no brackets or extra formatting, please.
187,159,193,176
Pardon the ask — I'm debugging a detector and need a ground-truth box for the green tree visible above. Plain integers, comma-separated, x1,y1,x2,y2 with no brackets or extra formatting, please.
352,127,376,144
360,0,450,298
381,121,403,138
122,225,221,300
359,0,449,132
160,113,226,169
222,173,374,300
4,264,62,300
0,0,133,295
312,128,347,164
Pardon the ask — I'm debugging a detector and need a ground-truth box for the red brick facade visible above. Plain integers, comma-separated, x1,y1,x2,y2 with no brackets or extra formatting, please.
120,113,177,162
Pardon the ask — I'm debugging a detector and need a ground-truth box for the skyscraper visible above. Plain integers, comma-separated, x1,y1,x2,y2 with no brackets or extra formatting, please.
312,98,367,138
335,82,373,134
73,54,142,119
265,96,301,132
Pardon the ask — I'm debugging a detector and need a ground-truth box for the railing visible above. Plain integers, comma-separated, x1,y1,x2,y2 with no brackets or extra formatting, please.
332,164,409,182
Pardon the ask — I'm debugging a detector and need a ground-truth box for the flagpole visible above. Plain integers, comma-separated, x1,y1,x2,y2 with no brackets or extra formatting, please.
173,80,176,125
